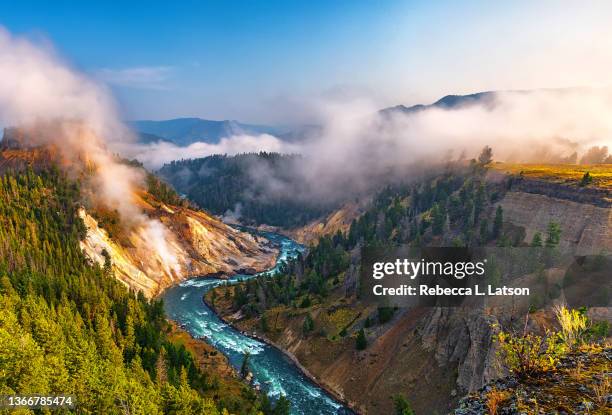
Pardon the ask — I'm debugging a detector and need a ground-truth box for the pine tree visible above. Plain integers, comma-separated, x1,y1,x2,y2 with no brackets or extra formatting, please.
302,313,314,334
545,222,562,248
356,328,367,350
479,218,489,242
431,203,446,235
155,346,168,384
531,232,543,247
273,395,291,415
492,206,503,238
478,145,493,166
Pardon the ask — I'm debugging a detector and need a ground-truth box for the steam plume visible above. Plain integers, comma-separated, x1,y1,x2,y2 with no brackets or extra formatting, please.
0,27,182,276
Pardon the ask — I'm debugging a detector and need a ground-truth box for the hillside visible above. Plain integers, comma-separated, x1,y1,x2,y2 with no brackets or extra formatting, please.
207,161,612,414
0,165,272,414
0,136,278,298
78,198,277,297
129,118,284,146
285,199,369,245
158,153,335,228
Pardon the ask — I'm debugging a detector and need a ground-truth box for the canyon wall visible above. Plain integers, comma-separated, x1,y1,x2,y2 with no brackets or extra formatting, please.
499,191,611,254
80,203,277,297
227,177,611,413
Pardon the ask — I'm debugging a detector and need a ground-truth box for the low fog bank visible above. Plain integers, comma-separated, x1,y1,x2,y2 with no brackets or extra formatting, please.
143,88,612,207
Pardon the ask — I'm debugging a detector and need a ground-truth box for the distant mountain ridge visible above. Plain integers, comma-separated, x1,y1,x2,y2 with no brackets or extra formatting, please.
129,92,501,147
129,117,286,146
128,90,554,147
381,87,595,115
381,91,498,115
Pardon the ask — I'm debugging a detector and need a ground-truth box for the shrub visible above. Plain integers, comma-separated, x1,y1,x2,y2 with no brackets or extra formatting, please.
378,306,395,324
580,171,593,186
554,305,588,349
299,296,311,308
587,320,610,341
302,313,314,334
592,375,611,407
496,330,566,378
393,394,415,415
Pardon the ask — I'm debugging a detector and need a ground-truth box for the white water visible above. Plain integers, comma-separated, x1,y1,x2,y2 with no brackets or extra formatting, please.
161,231,351,415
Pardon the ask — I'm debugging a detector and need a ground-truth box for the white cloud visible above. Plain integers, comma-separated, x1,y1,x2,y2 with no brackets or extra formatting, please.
95,66,173,90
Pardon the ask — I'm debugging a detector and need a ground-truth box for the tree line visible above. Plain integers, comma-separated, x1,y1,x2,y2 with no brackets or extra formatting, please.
0,167,284,414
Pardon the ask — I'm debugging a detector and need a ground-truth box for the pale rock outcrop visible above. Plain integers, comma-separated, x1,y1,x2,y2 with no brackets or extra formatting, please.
79,205,277,297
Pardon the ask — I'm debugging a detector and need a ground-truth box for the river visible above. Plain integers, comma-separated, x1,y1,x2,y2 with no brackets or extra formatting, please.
161,231,352,415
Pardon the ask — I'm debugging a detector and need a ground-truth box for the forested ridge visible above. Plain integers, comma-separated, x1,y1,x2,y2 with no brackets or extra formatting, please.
158,153,331,227
208,154,610,414
215,157,518,317
0,167,275,414
217,156,571,319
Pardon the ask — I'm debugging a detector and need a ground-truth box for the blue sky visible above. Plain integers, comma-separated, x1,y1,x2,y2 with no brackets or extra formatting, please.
3,1,612,123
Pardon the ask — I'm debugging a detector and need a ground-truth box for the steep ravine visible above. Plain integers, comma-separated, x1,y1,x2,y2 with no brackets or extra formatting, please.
210,178,611,414
162,233,351,415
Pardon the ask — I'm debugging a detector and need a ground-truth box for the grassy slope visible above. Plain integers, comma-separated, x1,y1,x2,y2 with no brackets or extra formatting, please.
491,162,612,189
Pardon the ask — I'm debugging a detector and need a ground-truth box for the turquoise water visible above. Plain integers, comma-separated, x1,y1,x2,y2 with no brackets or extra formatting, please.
161,232,351,415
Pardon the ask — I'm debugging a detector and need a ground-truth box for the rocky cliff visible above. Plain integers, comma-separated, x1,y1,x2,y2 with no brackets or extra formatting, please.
79,202,277,297
499,191,611,254
286,200,368,245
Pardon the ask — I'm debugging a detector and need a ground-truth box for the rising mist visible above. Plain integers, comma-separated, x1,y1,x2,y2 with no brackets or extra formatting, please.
0,27,183,276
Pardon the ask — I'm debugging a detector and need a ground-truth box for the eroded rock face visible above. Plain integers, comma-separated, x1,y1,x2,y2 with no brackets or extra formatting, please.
511,177,611,208
273,186,610,412
287,200,368,245
419,308,502,393
499,191,612,254
79,205,277,297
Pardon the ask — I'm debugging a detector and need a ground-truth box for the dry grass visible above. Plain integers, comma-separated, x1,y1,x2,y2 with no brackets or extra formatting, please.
568,360,584,381
554,305,589,350
592,375,611,407
486,388,510,415
491,162,612,189
327,308,358,331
